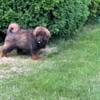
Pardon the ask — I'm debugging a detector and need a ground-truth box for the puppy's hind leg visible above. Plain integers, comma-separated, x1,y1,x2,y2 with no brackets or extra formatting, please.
1,42,15,57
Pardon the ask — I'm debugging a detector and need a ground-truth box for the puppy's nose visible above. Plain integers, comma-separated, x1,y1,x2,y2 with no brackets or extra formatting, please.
38,41,41,44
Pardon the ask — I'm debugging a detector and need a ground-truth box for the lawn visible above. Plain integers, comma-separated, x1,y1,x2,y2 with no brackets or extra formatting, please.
0,24,100,100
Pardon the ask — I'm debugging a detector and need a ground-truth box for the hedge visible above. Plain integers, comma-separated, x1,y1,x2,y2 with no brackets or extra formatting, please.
0,0,89,40
88,0,100,22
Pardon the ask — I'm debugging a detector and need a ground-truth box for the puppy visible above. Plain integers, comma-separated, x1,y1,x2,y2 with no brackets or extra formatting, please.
1,24,51,60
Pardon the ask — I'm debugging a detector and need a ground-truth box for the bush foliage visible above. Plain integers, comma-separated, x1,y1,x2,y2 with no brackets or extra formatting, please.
0,0,89,39
88,0,100,22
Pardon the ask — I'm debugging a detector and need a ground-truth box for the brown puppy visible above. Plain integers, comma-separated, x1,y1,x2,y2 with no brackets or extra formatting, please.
1,24,51,60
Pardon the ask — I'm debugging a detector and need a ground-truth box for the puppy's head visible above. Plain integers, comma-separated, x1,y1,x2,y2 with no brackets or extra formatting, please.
7,23,20,33
33,26,51,45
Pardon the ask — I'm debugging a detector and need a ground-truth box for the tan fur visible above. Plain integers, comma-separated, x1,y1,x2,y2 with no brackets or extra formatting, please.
33,26,51,37
7,23,20,33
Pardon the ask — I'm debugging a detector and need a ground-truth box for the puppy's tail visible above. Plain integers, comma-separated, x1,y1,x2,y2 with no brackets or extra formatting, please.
7,23,20,33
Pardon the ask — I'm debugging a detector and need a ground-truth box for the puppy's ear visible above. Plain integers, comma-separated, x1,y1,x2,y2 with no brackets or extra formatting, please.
46,31,51,38
33,26,51,38
32,27,40,36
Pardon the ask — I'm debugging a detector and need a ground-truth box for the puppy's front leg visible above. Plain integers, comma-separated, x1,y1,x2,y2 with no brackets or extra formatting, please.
31,52,41,60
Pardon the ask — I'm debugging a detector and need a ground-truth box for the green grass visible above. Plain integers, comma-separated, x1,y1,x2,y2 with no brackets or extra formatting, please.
0,24,100,100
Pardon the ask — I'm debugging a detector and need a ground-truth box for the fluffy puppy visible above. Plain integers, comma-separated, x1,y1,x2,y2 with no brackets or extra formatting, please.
1,24,51,60
33,26,51,49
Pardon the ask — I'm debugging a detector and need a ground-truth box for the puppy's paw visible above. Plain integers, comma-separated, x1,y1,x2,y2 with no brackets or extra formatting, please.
32,54,41,60
0,52,8,57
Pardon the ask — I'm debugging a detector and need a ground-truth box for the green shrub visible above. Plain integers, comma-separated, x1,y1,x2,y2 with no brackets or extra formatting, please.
0,0,89,39
88,0,100,22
